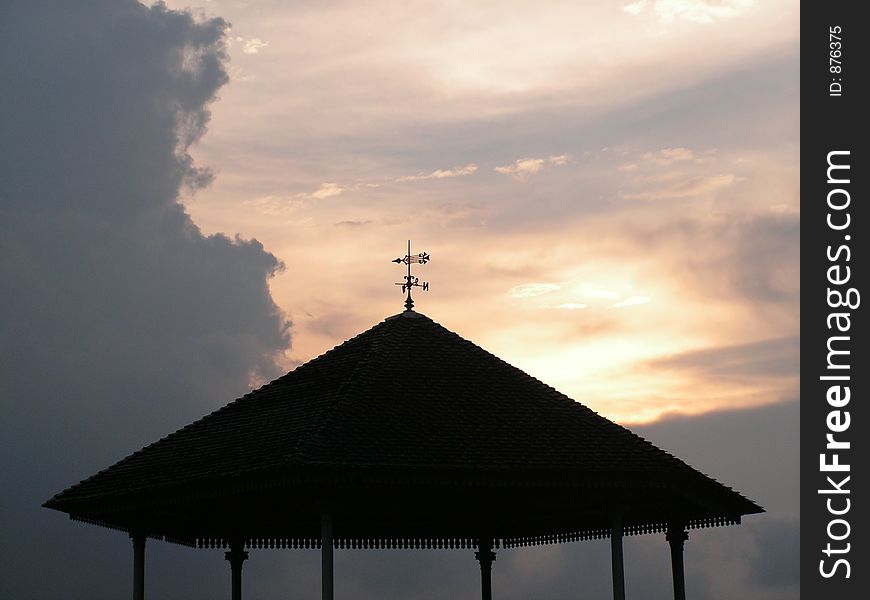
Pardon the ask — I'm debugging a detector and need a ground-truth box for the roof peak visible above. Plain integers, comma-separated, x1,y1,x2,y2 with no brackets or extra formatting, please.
388,309,427,320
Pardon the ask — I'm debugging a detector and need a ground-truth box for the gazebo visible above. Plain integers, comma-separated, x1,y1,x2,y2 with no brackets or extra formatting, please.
45,309,762,600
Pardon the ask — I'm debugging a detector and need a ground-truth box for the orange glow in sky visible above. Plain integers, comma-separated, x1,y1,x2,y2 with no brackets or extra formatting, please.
168,0,799,424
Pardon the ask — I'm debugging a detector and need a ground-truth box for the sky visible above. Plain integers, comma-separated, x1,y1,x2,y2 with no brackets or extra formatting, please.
177,0,799,424
0,0,798,598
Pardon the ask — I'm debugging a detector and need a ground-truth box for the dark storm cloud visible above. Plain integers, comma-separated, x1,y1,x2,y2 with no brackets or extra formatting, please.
745,516,800,588
636,400,799,518
0,1,289,597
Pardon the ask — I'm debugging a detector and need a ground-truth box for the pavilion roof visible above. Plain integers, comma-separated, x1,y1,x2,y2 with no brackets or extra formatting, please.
45,310,761,544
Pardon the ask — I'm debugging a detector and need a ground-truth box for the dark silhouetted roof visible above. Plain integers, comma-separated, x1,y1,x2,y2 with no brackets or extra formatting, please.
45,310,762,547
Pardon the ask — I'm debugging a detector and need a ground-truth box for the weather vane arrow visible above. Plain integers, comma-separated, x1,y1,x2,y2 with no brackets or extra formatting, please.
393,240,430,311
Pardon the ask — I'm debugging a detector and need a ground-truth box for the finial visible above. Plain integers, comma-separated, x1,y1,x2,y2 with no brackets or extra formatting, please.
392,240,430,311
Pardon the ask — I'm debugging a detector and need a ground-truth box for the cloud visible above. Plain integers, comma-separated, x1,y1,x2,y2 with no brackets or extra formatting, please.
494,155,570,180
508,283,561,298
245,183,347,215
632,211,799,306
608,295,652,308
1,1,290,596
240,37,269,54
724,213,800,304
745,516,799,588
576,287,622,300
641,146,696,164
623,0,649,15
645,336,799,381
625,0,757,24
396,163,478,182
495,158,546,180
620,173,740,200
635,400,798,517
309,182,346,199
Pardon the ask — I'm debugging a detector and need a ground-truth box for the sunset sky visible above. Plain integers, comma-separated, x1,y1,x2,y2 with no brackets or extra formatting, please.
176,0,799,423
1,1,799,598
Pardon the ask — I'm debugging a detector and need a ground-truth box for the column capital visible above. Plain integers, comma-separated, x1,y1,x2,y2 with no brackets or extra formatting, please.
225,542,248,600
474,538,496,567
665,524,689,548
224,546,249,567
474,547,497,566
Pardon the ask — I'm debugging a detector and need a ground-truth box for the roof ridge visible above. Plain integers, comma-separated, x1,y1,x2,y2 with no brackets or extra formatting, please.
419,315,707,474
269,314,401,379
44,388,263,507
295,315,399,461
44,316,408,506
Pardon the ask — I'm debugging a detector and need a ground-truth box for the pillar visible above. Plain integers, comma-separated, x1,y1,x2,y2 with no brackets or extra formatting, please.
610,515,625,600
322,511,334,600
666,523,688,600
474,538,496,600
130,532,146,600
224,541,249,600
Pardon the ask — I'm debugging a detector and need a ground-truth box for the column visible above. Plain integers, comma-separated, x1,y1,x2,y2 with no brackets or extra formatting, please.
130,532,146,600
322,511,334,600
610,515,625,600
474,538,496,600
224,541,249,600
666,523,689,600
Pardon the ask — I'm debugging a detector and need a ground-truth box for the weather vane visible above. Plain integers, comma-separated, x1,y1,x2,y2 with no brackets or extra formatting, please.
393,240,430,311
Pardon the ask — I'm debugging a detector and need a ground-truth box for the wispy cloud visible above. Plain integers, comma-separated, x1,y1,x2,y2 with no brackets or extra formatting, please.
552,302,588,310
623,0,649,15
233,36,269,55
495,155,570,181
308,182,345,199
243,195,305,216
620,173,739,201
396,163,478,182
641,147,696,165
243,182,346,215
608,295,652,308
509,283,561,298
624,0,757,24
495,158,545,180
576,287,622,300
644,336,799,380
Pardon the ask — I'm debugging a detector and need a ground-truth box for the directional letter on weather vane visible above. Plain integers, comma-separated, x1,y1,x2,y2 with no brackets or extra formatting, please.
393,240,430,311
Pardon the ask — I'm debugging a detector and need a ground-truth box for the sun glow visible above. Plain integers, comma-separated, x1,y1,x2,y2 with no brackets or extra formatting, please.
177,0,798,427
